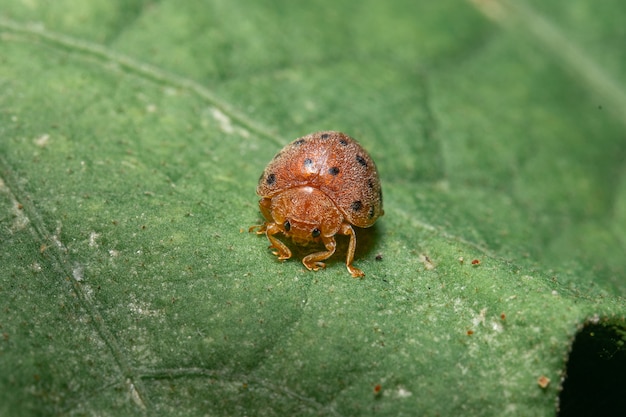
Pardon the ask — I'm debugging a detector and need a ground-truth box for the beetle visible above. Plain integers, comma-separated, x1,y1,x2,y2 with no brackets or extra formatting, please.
250,131,383,277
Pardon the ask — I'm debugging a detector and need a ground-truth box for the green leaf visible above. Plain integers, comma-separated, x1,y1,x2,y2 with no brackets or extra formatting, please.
1,1,625,416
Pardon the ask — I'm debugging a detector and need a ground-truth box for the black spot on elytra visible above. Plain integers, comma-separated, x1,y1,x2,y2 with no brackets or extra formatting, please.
320,133,330,139
351,200,363,211
294,139,306,146
368,206,376,218
304,158,313,168
367,179,375,189
339,139,348,146
356,155,368,168
328,166,340,176
266,173,276,185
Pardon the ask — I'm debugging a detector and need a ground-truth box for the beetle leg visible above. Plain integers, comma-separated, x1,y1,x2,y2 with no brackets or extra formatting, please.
248,224,267,234
339,223,365,278
264,222,292,260
302,236,336,271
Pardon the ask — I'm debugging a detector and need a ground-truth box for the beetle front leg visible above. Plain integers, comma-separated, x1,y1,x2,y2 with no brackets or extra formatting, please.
264,222,292,260
302,236,336,271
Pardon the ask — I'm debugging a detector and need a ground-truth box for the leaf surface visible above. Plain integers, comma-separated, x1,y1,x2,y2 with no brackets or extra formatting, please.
1,1,625,416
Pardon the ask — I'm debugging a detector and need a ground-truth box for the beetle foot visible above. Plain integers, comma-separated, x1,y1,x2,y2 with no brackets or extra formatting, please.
347,264,365,278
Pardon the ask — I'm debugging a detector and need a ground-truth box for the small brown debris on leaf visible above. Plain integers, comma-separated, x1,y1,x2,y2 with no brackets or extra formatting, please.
537,375,550,389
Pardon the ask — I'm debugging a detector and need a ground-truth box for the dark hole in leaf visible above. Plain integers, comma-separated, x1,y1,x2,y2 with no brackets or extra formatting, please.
558,321,626,417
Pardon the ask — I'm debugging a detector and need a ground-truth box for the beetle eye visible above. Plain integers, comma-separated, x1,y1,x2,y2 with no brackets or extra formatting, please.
312,228,321,238
283,220,291,231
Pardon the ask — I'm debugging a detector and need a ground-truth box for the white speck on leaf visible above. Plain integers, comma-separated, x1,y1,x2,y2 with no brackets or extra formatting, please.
72,264,84,282
89,231,100,247
35,133,50,147
472,308,488,327
396,386,412,398
491,319,504,332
